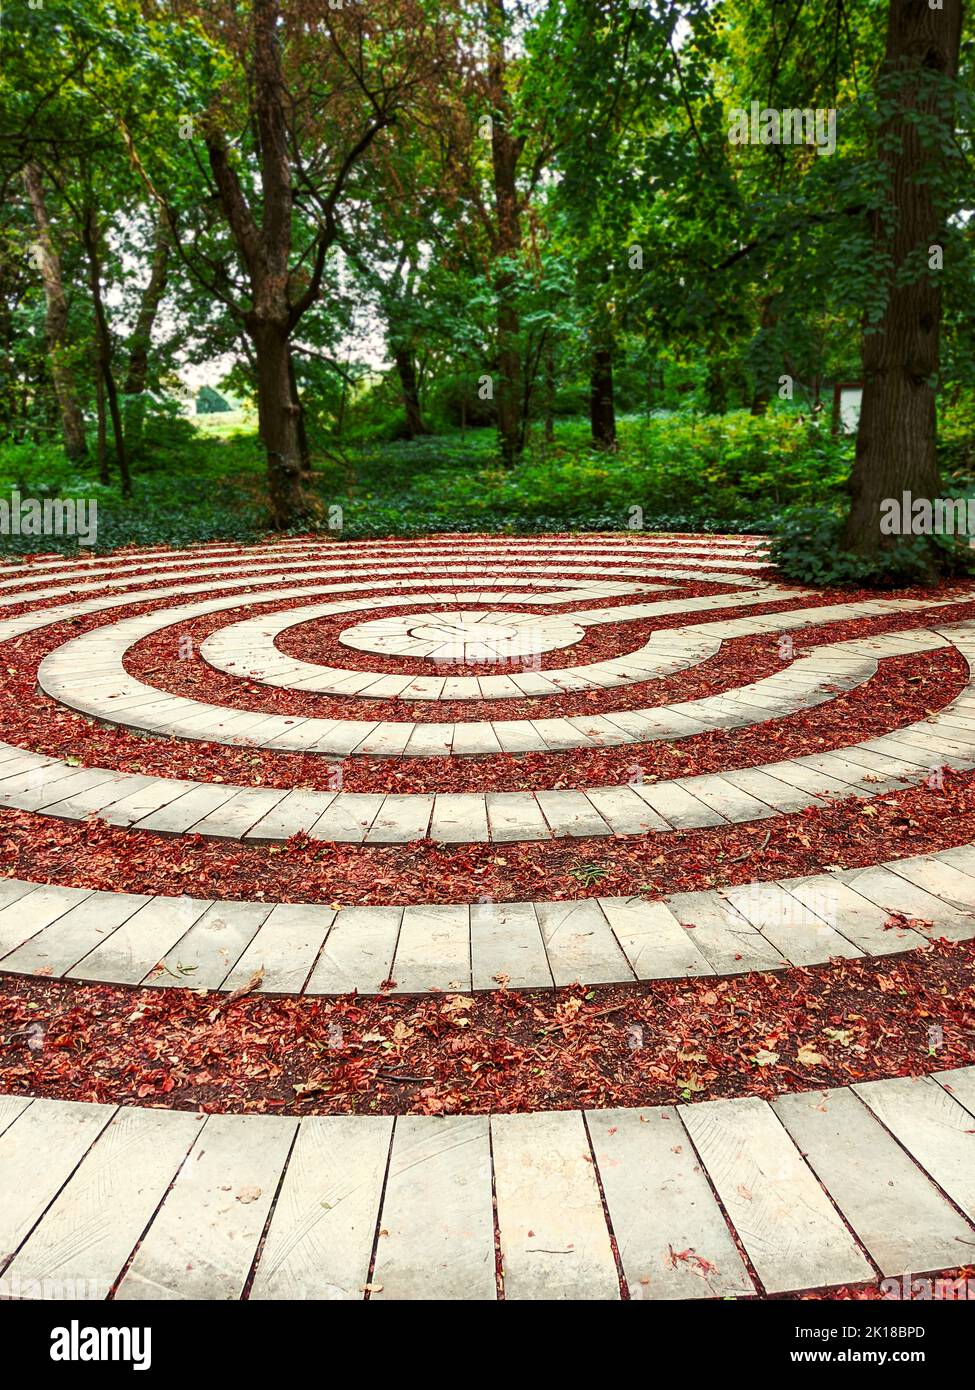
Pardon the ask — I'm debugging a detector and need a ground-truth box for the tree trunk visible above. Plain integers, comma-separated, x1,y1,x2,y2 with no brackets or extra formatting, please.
842,0,963,555
646,359,667,415
287,351,311,477
252,322,304,529
95,368,109,484
123,210,170,455
336,369,349,440
22,163,87,461
83,210,130,496
206,0,317,528
544,337,555,444
393,346,427,438
488,0,524,468
124,211,170,397
590,345,617,449
495,300,521,466
0,295,15,432
706,361,728,416
750,293,779,416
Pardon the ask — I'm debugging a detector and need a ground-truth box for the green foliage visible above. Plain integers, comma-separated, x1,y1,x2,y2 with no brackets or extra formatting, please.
3,0,973,564
940,397,975,478
0,409,830,553
424,374,497,431
770,507,975,588
0,424,267,555
315,408,848,537
5,397,975,595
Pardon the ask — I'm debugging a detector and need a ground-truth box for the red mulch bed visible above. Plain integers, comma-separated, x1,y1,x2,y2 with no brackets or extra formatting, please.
270,590,710,676
796,1268,975,1300
1,594,966,795
0,938,971,1115
24,647,955,796
2,766,975,906
136,624,787,721
124,595,975,727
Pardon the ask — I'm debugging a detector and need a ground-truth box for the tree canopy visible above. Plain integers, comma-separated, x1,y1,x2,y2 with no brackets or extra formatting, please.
1,0,972,576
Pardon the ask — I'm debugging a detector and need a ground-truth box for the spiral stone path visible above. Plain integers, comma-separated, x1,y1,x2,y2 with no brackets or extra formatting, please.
2,533,975,1300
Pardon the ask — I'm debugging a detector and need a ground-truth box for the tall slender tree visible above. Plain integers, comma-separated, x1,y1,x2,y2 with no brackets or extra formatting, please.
22,163,87,460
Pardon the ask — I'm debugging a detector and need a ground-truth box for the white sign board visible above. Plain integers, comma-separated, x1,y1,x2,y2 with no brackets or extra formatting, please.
838,386,862,435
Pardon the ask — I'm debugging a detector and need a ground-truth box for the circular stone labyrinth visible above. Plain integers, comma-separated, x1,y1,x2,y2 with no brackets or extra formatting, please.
338,609,586,661
2,531,975,1302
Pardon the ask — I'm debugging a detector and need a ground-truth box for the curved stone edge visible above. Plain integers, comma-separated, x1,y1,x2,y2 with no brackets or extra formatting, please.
0,569,660,640
0,532,771,588
4,616,975,842
40,584,725,724
0,724,967,846
43,619,953,756
199,583,803,695
0,1067,972,1298
2,844,974,996
37,596,955,751
32,576,807,710
0,531,771,579
0,549,770,624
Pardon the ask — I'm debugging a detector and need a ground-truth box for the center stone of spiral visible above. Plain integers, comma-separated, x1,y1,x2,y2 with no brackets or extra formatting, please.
407,618,519,644
338,610,586,663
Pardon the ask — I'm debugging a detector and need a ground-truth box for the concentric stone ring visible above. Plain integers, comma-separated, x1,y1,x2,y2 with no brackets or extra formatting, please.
4,532,975,1303
338,610,586,661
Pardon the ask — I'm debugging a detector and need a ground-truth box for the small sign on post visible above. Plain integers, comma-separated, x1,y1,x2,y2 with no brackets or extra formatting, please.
832,381,863,435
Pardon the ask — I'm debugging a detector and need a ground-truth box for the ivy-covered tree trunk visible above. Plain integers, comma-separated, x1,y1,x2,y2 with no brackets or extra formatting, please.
842,0,963,555
124,211,169,397
543,337,555,443
706,362,729,416
94,367,108,485
749,295,778,417
22,163,87,461
494,291,521,466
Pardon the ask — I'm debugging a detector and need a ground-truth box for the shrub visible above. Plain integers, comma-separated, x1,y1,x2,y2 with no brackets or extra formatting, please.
769,506,975,587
